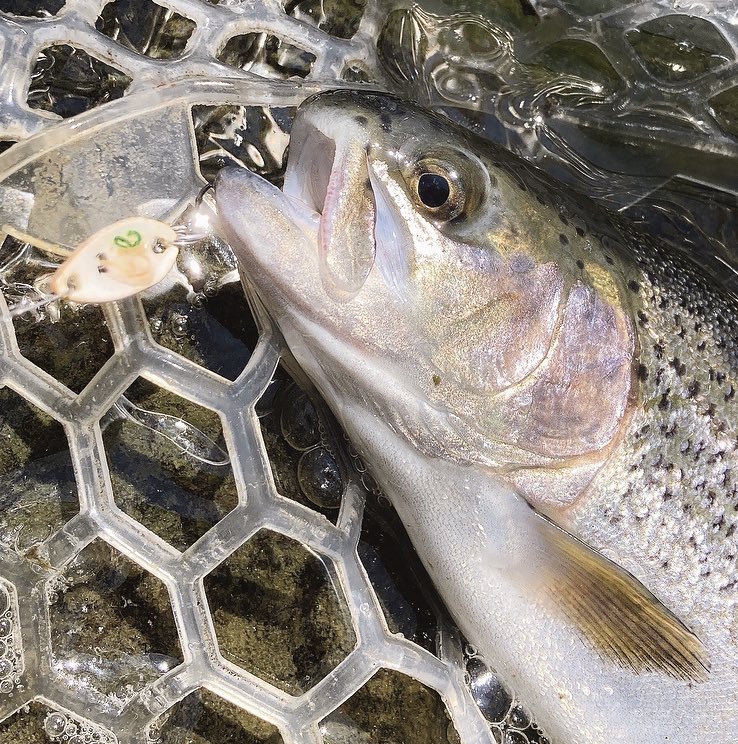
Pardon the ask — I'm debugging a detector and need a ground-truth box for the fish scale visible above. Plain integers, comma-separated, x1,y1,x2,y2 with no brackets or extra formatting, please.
568,229,738,625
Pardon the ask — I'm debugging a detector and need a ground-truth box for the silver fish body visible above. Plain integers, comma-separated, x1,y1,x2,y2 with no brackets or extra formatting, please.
215,91,738,743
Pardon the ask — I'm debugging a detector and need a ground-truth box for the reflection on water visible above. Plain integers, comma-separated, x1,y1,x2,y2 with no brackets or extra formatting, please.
377,1,738,296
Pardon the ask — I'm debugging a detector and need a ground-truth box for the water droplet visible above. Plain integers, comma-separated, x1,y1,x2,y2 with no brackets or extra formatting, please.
298,447,344,508
0,678,13,693
44,713,68,737
433,67,481,104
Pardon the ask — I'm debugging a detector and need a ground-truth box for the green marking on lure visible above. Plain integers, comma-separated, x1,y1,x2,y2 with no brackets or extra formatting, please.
113,230,142,249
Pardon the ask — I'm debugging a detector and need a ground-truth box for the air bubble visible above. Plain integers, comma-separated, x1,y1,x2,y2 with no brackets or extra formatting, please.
280,389,321,450
44,712,68,737
0,640,7,657
505,731,529,744
0,618,11,637
509,703,531,728
466,656,513,724
298,447,344,508
171,313,189,337
0,658,13,679
0,679,13,693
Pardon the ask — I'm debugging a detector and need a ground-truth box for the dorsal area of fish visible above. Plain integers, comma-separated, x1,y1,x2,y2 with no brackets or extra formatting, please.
214,90,738,743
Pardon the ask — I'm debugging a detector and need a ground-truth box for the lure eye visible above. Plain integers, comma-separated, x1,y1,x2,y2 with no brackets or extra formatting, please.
417,173,450,208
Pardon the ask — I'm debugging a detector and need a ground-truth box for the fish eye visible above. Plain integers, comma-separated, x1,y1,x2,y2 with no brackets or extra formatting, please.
409,159,466,221
417,173,450,208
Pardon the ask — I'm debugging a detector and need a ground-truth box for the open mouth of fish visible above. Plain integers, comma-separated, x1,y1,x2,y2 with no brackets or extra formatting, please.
282,116,381,300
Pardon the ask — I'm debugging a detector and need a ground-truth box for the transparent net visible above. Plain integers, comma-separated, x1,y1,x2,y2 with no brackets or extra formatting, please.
0,0,736,743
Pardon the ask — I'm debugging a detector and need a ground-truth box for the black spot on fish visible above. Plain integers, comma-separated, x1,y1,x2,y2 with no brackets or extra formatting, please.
605,255,614,265
637,363,648,381
628,280,640,293
559,233,569,246
575,226,585,237
687,380,700,398
669,358,686,377
576,259,585,270
379,112,393,132
658,392,670,410
637,310,649,326
520,0,537,15
559,213,569,225
354,115,368,126
726,385,735,401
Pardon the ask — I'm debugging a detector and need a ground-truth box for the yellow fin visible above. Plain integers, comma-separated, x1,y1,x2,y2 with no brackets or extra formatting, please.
535,515,710,682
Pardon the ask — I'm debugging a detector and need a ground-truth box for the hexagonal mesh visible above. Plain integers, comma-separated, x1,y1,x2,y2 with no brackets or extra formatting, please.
0,0,736,743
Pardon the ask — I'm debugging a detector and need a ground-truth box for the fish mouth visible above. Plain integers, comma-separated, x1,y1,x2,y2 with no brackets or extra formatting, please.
283,111,378,300
283,122,336,218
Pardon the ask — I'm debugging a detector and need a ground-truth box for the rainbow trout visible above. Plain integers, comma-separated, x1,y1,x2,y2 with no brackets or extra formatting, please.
215,91,738,743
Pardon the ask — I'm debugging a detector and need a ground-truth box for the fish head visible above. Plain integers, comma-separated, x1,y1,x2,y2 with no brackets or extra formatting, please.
216,90,635,496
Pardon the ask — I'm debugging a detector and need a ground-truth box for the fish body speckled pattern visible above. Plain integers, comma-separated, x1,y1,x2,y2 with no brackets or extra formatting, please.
215,90,738,743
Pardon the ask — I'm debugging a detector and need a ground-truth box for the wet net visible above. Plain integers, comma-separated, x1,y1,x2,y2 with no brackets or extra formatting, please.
0,0,736,743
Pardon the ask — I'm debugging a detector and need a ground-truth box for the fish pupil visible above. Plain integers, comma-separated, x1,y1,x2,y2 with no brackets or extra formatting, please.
418,173,450,208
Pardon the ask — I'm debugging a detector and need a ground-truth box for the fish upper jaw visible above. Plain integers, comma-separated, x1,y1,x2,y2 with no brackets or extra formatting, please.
283,106,380,301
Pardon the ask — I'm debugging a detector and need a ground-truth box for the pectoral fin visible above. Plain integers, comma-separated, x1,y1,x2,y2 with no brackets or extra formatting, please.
534,514,709,682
